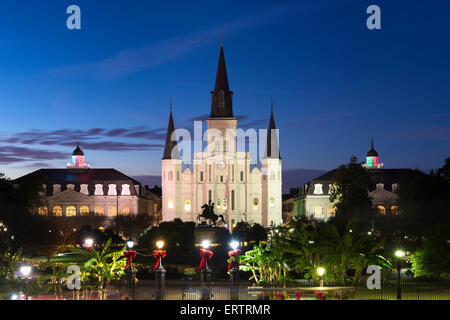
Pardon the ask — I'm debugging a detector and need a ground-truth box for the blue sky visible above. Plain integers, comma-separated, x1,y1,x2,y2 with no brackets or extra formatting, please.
1,0,449,189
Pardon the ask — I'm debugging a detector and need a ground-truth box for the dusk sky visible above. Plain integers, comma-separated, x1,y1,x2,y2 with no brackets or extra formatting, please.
1,0,449,191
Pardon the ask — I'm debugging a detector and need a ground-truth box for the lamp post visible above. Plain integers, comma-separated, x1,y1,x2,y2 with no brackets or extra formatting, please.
84,237,94,250
154,240,166,300
395,250,405,300
199,240,213,300
228,240,241,300
124,237,136,297
20,265,32,300
317,267,325,287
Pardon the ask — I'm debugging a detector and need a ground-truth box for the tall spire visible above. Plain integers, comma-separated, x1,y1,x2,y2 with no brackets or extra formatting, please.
210,42,234,118
265,99,281,159
162,105,179,160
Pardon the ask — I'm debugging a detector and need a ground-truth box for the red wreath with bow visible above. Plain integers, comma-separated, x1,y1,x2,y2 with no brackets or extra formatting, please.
123,250,136,270
227,249,242,272
153,250,167,271
198,248,213,272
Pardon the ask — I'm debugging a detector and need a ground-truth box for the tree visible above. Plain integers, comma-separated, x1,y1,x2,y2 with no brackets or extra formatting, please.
111,213,154,240
329,156,373,230
231,221,267,246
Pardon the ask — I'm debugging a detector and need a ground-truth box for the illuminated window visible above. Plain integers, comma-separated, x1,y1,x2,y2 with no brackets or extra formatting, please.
38,206,48,216
52,206,62,216
222,198,227,209
253,198,259,210
313,206,323,215
66,206,77,217
391,206,400,215
217,198,221,208
184,198,191,212
80,206,90,216
108,206,117,217
313,184,323,195
377,206,386,215
94,206,104,216
270,197,275,208
121,206,130,215
328,207,336,216
168,198,173,209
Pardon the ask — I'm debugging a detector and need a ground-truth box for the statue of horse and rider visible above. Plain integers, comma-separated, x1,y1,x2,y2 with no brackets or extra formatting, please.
197,201,225,227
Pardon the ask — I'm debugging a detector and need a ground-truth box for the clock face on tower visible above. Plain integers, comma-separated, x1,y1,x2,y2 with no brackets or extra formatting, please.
217,160,226,170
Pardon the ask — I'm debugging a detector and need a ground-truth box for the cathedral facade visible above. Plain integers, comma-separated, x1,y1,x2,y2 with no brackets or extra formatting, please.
161,45,282,229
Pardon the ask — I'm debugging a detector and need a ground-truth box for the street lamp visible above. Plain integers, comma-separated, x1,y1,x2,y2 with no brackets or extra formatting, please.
228,240,241,283
154,240,166,300
199,239,213,284
84,237,94,249
395,250,405,300
20,265,32,300
126,237,135,250
317,267,325,287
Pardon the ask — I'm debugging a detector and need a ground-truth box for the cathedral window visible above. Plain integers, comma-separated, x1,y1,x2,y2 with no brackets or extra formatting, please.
240,171,244,182
220,176,223,183
231,190,235,210
168,171,173,181
80,206,90,216
390,206,400,215
270,197,275,208
38,206,48,216
328,207,336,216
222,198,227,209
313,184,323,195
253,198,259,210
209,165,212,181
208,190,212,203
217,198,221,208
177,171,180,181
184,198,191,212
377,206,386,215
95,206,104,216
168,198,174,209
200,171,204,182
66,206,77,217
313,206,323,215
108,206,117,217
121,206,130,215
52,206,62,216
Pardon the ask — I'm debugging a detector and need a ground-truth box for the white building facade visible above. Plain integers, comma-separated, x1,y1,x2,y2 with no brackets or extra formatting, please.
161,44,282,229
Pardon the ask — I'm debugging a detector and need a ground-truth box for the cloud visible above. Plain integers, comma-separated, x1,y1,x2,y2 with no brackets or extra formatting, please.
47,6,291,80
0,146,67,165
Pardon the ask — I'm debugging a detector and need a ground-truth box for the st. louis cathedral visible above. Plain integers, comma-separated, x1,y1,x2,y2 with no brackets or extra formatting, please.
161,44,283,229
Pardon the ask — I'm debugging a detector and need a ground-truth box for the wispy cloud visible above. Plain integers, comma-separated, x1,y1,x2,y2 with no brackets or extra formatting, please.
47,6,291,80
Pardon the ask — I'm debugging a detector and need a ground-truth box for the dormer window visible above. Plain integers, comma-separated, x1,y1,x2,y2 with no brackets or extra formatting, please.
376,183,384,190
313,184,323,195
392,183,399,192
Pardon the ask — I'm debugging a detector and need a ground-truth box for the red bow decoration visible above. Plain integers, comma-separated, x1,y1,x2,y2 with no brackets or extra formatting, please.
315,291,324,300
198,248,213,272
296,291,303,300
123,250,136,270
227,249,241,272
153,250,167,271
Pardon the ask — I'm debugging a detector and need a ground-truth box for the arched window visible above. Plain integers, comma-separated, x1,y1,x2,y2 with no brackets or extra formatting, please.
108,206,117,217
184,198,191,212
66,206,77,217
313,184,323,195
177,171,180,181
314,206,323,215
80,206,90,216
94,206,104,216
270,197,276,208
217,198,221,208
121,206,130,215
253,198,259,210
168,171,173,181
222,198,227,209
377,206,386,215
240,171,244,182
38,206,48,216
52,206,62,216
328,207,336,216
391,206,400,215
168,198,173,209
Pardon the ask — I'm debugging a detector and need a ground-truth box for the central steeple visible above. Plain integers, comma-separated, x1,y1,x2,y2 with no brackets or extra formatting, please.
210,43,234,118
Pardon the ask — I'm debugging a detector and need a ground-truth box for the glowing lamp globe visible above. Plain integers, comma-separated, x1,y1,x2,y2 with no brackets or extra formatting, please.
201,239,211,249
126,238,135,250
395,250,405,258
156,240,164,249
20,265,32,278
317,267,325,277
84,238,94,249
230,240,239,250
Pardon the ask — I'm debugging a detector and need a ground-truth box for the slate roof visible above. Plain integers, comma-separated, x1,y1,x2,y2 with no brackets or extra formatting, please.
13,168,142,196
210,44,234,118
305,168,416,195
